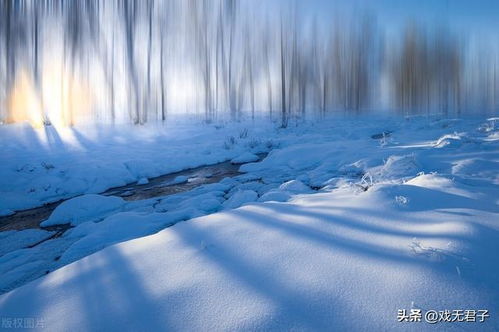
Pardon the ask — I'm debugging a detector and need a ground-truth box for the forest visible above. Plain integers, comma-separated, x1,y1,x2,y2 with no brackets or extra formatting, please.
1,0,498,128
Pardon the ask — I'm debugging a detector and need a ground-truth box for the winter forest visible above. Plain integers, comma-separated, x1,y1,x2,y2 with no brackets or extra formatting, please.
1,0,498,128
0,1,498,331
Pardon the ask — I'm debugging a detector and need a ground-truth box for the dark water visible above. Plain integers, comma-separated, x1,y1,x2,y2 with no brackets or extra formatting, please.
0,155,265,233
103,160,243,201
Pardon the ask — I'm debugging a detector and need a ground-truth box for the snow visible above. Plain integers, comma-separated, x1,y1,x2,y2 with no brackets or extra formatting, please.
40,194,126,227
278,180,313,194
0,229,55,256
0,120,275,213
223,190,258,210
137,177,149,185
0,115,498,330
230,152,259,164
1,178,498,330
170,175,188,185
258,190,291,202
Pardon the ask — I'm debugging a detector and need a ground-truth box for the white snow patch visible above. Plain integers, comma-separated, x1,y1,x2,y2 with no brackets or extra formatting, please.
231,152,259,164
258,190,291,202
41,194,126,227
278,180,313,194
223,190,258,209
0,229,55,256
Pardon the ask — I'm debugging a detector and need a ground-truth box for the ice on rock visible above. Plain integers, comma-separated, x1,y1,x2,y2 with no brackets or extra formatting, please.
137,177,149,185
230,152,259,164
41,194,126,227
171,176,188,185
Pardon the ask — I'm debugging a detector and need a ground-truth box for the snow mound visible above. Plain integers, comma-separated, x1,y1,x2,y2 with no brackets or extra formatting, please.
406,173,454,189
227,181,264,197
240,143,338,173
41,194,126,227
231,152,259,164
452,158,499,180
369,155,419,181
223,190,258,209
258,190,291,202
278,180,313,194
0,229,55,256
1,184,496,331
60,212,170,264
434,133,463,148
179,193,224,213
137,177,149,185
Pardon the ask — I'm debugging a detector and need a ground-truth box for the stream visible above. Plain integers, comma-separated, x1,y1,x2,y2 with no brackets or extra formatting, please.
0,155,266,234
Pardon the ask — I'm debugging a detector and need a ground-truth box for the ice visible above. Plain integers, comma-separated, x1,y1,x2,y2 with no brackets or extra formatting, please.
171,175,188,185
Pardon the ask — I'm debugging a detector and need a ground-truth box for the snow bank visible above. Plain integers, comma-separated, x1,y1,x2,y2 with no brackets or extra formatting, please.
0,120,277,212
41,194,126,227
278,180,313,194
0,115,498,330
223,190,258,209
0,229,55,256
258,190,291,202
230,152,259,164
1,179,497,330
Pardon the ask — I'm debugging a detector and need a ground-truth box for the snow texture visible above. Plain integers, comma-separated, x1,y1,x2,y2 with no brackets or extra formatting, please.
40,194,126,227
0,115,498,330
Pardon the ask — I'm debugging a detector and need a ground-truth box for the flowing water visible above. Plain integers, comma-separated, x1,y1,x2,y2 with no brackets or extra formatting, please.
0,155,266,233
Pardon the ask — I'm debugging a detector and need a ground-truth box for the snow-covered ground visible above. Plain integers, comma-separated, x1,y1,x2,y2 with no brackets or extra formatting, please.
0,115,498,330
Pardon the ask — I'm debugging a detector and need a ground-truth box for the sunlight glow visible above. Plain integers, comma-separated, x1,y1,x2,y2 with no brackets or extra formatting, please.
7,70,44,127
168,73,198,113
7,63,93,128
42,63,93,128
